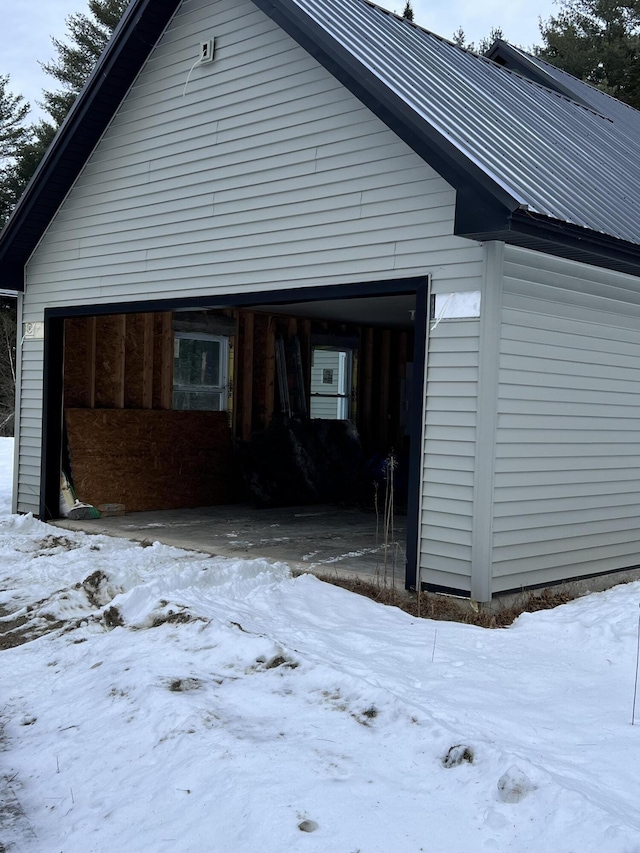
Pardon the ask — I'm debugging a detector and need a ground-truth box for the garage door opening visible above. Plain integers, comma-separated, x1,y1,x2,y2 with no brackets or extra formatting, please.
52,286,425,585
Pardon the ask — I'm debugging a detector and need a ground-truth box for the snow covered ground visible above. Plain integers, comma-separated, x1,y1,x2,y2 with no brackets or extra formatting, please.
2,437,640,852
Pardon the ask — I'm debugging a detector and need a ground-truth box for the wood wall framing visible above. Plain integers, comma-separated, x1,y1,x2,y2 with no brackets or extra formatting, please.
61,305,413,514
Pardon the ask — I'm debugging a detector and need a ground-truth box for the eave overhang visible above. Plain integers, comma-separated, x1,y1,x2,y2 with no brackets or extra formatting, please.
457,202,640,279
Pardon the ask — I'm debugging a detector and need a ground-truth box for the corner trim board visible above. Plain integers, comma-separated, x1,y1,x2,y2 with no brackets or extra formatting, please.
470,241,503,602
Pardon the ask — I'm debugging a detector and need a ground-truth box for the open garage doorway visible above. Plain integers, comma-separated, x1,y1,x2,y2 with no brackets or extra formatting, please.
44,279,428,587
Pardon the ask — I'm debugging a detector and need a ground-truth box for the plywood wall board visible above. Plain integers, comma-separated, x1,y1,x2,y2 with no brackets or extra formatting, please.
123,313,145,409
65,408,235,512
63,317,90,409
94,315,123,408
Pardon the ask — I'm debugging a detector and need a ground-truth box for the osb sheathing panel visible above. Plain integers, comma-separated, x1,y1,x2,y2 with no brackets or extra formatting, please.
124,314,145,408
63,318,90,408
65,409,235,512
64,314,168,411
94,315,124,408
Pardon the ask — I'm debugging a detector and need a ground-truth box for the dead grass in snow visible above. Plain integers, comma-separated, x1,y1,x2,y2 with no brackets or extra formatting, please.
316,575,572,628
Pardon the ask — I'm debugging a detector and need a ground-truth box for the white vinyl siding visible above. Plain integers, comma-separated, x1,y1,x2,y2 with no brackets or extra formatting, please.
15,339,43,514
493,245,640,591
17,0,483,515
420,317,480,591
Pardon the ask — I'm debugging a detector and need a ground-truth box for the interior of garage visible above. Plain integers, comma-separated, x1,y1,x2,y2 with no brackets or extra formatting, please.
58,292,419,581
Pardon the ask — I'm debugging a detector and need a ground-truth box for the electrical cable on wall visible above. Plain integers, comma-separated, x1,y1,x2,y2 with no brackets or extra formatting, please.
430,293,453,332
182,57,202,98
182,38,215,97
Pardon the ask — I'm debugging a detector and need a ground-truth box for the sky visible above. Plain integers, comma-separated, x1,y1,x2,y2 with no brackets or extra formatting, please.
2,0,558,120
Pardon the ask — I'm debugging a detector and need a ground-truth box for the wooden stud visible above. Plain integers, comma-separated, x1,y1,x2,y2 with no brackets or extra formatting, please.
242,311,255,441
86,316,97,409
113,314,126,409
361,327,374,439
142,313,154,409
299,318,311,405
379,330,391,447
396,330,409,444
264,316,276,426
160,311,173,410
398,331,408,379
227,331,235,427
231,312,241,438
351,347,359,422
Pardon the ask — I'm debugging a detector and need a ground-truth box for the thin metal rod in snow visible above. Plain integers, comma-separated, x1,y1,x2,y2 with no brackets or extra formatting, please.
632,604,640,726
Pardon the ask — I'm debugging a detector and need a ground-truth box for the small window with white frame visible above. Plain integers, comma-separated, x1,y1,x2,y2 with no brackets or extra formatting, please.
310,347,352,420
173,332,228,411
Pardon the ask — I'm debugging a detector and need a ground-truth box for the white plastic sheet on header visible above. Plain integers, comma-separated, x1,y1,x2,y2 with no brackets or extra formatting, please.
431,291,481,330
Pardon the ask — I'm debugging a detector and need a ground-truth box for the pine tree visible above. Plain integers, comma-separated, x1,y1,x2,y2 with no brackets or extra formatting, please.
402,2,414,22
537,0,640,108
452,27,469,48
0,297,17,437
0,76,27,436
40,0,131,125
0,122,58,229
478,27,505,55
451,26,505,54
0,76,32,228
0,75,29,164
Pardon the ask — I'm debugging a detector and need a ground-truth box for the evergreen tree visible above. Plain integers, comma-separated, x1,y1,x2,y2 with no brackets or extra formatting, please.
0,76,32,228
0,297,17,437
0,122,57,229
537,0,640,108
451,26,505,54
478,27,505,55
40,0,131,125
402,2,414,22
0,75,30,163
452,26,469,48
0,76,27,436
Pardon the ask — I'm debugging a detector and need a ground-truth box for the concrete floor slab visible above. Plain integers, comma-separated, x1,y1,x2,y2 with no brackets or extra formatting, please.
54,504,408,586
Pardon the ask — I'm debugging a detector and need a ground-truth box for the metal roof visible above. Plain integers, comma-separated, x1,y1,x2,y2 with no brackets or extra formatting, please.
2,0,640,291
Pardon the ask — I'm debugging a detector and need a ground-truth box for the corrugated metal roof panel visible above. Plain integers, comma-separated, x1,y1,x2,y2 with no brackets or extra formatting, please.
291,0,640,246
